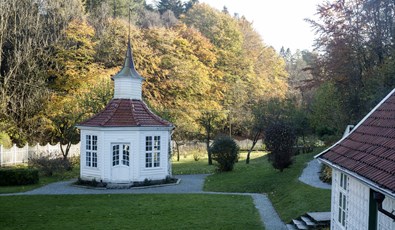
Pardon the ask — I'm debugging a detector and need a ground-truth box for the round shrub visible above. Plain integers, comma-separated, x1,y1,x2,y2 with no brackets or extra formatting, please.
210,136,240,172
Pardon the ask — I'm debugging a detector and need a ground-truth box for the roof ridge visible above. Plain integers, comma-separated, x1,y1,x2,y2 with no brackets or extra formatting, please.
129,100,140,126
100,99,119,126
139,100,170,126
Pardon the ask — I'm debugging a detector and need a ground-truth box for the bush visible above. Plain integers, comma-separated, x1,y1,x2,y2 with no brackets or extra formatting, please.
29,153,72,176
0,168,39,185
210,136,240,172
320,164,332,184
0,132,12,148
264,122,296,172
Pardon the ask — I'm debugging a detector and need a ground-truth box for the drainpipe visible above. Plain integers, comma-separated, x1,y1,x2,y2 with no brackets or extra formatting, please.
373,191,395,221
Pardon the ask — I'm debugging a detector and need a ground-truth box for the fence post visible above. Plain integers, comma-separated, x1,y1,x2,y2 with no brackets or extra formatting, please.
13,144,16,165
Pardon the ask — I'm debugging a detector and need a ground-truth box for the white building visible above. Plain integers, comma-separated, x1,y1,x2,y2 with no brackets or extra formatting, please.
316,89,395,230
77,41,173,184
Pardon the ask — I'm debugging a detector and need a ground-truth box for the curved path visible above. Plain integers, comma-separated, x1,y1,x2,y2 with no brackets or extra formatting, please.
1,174,286,230
299,159,331,189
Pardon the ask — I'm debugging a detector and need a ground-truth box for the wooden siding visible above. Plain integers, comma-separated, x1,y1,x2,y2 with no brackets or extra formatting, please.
113,78,142,100
378,196,395,230
80,128,171,183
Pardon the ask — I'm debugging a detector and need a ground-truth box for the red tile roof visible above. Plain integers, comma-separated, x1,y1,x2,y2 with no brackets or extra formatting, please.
79,99,173,127
317,90,395,193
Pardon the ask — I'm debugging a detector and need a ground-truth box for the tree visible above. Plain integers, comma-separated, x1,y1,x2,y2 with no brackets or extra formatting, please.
157,0,184,18
47,96,84,160
198,110,224,165
210,136,239,172
264,122,296,172
0,0,84,145
309,82,347,140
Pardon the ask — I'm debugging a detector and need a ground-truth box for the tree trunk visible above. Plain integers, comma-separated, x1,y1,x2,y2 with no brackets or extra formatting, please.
207,122,212,165
175,141,180,162
246,130,261,164
60,142,71,160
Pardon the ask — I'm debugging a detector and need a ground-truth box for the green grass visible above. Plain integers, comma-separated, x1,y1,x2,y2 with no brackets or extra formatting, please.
171,153,216,175
0,167,79,194
0,194,263,230
203,149,331,223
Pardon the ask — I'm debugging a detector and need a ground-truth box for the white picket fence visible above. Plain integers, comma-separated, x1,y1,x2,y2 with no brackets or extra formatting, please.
0,143,80,166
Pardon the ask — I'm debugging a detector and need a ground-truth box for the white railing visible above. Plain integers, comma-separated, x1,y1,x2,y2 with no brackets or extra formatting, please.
0,143,80,166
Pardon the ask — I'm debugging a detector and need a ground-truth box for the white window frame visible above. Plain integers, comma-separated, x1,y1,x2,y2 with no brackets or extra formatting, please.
338,173,348,227
112,143,130,166
86,135,98,168
145,136,160,168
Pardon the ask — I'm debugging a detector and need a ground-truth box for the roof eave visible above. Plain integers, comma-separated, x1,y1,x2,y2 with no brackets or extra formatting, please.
319,158,395,199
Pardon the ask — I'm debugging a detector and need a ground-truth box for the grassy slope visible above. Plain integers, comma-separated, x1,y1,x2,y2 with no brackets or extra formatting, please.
203,150,331,222
0,194,263,230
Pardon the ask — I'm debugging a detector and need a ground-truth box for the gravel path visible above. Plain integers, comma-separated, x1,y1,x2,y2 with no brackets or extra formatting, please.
299,159,331,189
1,174,286,229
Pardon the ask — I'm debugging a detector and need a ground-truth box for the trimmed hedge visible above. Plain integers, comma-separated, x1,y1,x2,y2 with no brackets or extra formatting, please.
0,168,39,186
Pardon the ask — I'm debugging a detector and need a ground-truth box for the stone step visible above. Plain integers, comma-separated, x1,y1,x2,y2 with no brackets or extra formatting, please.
286,223,298,230
306,212,331,223
300,216,316,227
292,219,309,230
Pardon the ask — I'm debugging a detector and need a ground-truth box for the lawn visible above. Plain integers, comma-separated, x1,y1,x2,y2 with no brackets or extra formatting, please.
203,149,331,223
0,194,263,230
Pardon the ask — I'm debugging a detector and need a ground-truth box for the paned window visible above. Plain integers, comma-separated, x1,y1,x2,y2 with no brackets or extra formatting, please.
86,135,98,168
122,145,130,166
113,144,120,166
112,144,130,166
146,136,160,168
338,173,348,227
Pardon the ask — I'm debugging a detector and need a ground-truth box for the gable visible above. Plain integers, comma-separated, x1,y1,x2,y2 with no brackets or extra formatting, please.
316,89,395,194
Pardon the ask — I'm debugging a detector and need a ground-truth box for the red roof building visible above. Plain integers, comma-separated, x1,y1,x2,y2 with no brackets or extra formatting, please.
77,40,173,185
316,89,395,229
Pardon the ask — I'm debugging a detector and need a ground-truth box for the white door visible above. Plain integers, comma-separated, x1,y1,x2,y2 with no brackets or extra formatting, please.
111,144,130,182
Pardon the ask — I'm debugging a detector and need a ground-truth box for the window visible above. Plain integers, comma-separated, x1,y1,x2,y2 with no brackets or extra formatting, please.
122,145,130,166
86,135,98,168
338,173,348,227
146,136,160,168
113,144,120,166
112,144,130,166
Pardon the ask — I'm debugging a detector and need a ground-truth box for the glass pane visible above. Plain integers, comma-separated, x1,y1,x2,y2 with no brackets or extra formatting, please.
123,145,130,166
92,135,97,150
86,135,91,150
92,152,97,167
146,136,152,151
86,152,91,167
146,152,152,167
113,145,119,166
340,173,343,188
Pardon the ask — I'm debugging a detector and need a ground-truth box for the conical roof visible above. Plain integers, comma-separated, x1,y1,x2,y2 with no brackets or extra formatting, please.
112,40,144,80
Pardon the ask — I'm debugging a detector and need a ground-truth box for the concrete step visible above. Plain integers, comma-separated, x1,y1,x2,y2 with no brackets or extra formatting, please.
306,212,331,224
286,223,298,230
292,219,309,230
300,216,316,227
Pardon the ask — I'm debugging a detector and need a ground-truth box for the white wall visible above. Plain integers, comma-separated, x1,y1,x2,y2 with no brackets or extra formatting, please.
80,127,171,183
378,196,395,230
330,169,369,230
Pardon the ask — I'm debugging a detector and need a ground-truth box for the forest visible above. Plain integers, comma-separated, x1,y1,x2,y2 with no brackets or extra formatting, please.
0,0,395,154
